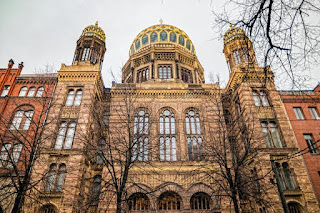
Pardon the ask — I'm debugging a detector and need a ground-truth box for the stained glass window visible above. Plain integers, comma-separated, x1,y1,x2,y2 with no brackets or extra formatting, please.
142,35,149,45
179,36,185,46
150,32,158,42
170,32,177,42
160,31,168,41
186,40,191,50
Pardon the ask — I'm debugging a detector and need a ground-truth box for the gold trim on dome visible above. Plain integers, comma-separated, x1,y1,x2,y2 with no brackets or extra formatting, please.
223,26,246,44
81,21,106,42
129,24,196,56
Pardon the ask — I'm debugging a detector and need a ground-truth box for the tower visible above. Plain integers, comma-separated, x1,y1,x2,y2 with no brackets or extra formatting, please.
72,21,106,68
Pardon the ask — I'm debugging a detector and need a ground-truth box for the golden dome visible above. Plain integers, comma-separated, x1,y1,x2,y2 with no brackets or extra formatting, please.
81,21,106,42
130,24,196,56
223,24,246,44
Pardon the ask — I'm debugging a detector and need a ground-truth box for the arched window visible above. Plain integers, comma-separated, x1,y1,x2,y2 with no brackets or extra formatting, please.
158,191,182,210
65,90,74,106
9,144,23,168
55,122,76,149
0,144,12,168
159,109,177,161
19,87,27,97
92,175,101,200
74,90,83,106
135,39,141,50
190,192,211,210
55,164,66,192
40,204,57,213
158,65,172,79
185,110,202,160
261,121,282,148
179,36,185,46
81,47,90,61
133,110,149,161
1,85,10,97
36,87,44,97
181,68,192,83
288,202,303,213
131,45,135,54
142,35,149,45
186,40,191,50
96,139,106,164
128,193,150,211
27,87,36,97
160,31,168,41
170,32,177,42
150,32,158,42
65,89,82,106
137,67,149,83
10,110,34,130
45,164,57,192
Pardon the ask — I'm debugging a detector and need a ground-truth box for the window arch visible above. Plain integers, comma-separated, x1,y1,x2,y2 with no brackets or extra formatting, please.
27,87,36,97
55,122,76,149
158,191,182,210
190,192,211,210
159,109,177,161
170,32,177,42
179,36,185,46
288,202,303,213
137,67,149,83
92,175,101,200
186,40,191,50
135,39,141,50
19,87,27,97
128,192,150,211
65,89,83,106
185,110,203,160
142,35,149,45
10,109,34,130
150,32,158,42
133,109,149,161
36,87,44,97
40,204,57,213
160,31,168,41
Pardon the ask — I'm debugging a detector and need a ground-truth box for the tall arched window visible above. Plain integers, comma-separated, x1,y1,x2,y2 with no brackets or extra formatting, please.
81,47,90,61
36,87,44,97
170,32,177,42
133,110,149,161
160,31,168,41
92,175,101,200
159,109,177,161
45,164,57,192
150,32,158,42
190,192,211,210
179,36,185,46
158,191,182,210
55,164,66,192
8,144,23,168
185,110,203,160
27,87,36,97
0,144,12,168
65,89,83,106
128,193,150,211
19,87,27,97
10,110,34,130
158,65,172,79
142,35,149,45
65,90,74,106
55,122,76,149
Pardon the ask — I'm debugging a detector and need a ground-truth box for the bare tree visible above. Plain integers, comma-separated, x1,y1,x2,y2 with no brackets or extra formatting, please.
0,68,57,213
77,83,158,213
213,0,320,89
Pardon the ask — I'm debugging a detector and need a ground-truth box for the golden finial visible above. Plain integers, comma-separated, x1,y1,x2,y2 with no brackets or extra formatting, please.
159,19,163,25
229,23,233,29
95,21,98,26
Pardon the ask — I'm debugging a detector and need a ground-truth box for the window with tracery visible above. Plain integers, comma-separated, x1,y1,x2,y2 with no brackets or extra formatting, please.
181,68,192,83
190,192,211,210
158,65,172,79
158,191,182,210
185,110,203,161
19,86,27,97
10,109,34,130
261,121,283,148
45,163,66,192
133,110,149,161
65,89,83,106
137,67,149,83
55,122,76,149
159,109,177,161
128,193,150,211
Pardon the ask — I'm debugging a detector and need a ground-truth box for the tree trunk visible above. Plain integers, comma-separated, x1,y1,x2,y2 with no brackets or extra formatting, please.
116,193,122,213
11,184,26,213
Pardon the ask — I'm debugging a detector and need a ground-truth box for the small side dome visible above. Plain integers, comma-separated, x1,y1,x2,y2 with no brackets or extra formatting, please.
81,21,106,42
223,24,246,45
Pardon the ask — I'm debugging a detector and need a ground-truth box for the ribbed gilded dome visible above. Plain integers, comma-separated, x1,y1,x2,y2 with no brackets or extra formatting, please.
223,24,246,45
130,24,196,56
81,21,106,42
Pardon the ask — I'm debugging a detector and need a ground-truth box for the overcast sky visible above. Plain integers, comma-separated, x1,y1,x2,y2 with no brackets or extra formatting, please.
0,0,318,89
